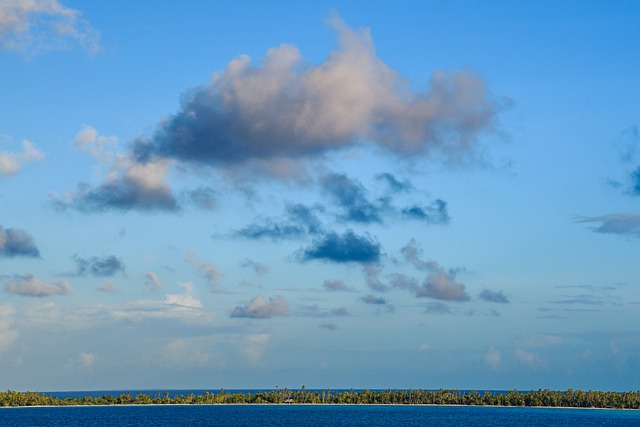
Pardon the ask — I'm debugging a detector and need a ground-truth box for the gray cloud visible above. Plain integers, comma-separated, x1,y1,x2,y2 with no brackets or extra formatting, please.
0,226,40,258
132,17,501,179
0,0,99,56
630,167,640,195
240,259,269,276
479,289,509,303
320,323,338,330
424,302,452,314
360,294,387,305
233,203,323,241
74,255,125,277
299,230,381,264
230,295,288,319
321,173,383,224
144,272,163,291
183,187,217,210
401,199,450,224
375,173,414,193
573,214,640,238
186,252,223,291
400,238,430,270
323,279,352,292
363,265,389,292
4,274,72,297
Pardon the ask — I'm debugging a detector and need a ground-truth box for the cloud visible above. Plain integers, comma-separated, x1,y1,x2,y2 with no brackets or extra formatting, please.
399,239,470,301
484,346,501,370
401,199,450,224
4,274,72,297
163,281,203,309
0,0,99,56
331,307,350,316
375,173,414,193
573,214,640,239
299,230,381,264
78,352,96,368
322,279,352,292
97,280,118,293
0,139,44,176
144,272,163,291
240,259,269,276
185,252,223,291
0,225,40,257
0,303,19,353
363,265,389,291
321,173,383,224
424,302,452,314
73,254,125,277
360,294,387,305
233,203,323,241
183,187,217,210
479,289,509,303
53,155,179,213
417,262,470,301
230,295,288,319
320,323,338,331
132,16,501,179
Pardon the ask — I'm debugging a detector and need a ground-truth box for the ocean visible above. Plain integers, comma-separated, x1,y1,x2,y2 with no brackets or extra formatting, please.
1,404,638,426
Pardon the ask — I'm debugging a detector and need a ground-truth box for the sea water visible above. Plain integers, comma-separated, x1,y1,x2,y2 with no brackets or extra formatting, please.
1,404,638,426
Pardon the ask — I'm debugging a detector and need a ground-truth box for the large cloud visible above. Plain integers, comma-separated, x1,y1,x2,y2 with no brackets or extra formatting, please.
573,214,640,239
0,0,99,55
230,295,288,319
0,139,44,176
4,274,72,297
299,230,381,264
0,225,40,257
132,17,501,178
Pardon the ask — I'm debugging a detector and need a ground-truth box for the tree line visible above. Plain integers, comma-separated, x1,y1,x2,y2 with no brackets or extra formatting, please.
0,388,638,409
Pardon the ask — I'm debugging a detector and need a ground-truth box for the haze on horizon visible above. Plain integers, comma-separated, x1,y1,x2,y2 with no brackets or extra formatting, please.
0,0,638,392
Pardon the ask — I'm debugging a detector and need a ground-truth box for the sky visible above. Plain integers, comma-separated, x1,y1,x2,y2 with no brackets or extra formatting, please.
0,0,639,392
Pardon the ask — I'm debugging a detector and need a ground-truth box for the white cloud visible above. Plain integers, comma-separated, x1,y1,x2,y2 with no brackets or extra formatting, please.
4,274,72,297
79,351,96,367
0,0,99,55
231,295,288,319
0,303,19,353
0,139,44,176
484,346,501,370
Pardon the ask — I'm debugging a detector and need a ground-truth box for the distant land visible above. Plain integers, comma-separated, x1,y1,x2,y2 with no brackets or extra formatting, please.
1,389,639,409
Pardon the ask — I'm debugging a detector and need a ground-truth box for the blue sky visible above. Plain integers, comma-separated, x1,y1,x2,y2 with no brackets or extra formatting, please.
1,0,639,392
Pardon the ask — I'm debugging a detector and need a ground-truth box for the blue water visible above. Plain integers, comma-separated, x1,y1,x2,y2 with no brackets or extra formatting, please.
0,405,637,426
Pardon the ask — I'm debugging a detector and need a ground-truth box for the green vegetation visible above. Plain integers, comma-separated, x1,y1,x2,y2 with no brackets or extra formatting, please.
0,388,638,409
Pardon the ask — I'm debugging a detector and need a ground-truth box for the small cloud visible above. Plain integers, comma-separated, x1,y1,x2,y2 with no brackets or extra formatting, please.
73,254,125,277
78,352,96,367
97,280,118,293
331,307,350,316
299,230,381,264
375,173,413,193
183,187,217,210
233,203,323,241
240,259,269,276
401,199,450,225
164,282,203,309
479,289,509,303
322,279,352,292
360,294,387,305
231,295,288,319
418,342,431,351
186,251,223,291
320,323,338,331
321,173,382,224
424,302,452,314
484,346,501,370
0,225,40,258
4,274,72,297
417,263,470,301
363,265,389,292
0,139,44,176
144,272,163,291
573,214,640,239
0,0,100,56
